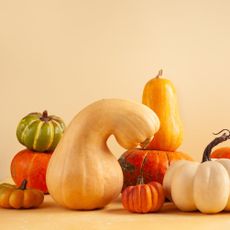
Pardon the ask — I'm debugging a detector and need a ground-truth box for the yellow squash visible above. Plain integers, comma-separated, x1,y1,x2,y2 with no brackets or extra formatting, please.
46,99,160,210
142,70,183,151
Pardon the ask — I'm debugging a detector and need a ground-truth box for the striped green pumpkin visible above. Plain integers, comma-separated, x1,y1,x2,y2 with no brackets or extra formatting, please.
16,111,65,152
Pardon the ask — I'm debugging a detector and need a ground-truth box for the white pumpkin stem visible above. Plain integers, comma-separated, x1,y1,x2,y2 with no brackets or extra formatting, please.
202,129,230,162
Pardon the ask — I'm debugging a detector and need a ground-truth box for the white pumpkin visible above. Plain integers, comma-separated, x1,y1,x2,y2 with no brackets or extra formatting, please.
163,129,230,214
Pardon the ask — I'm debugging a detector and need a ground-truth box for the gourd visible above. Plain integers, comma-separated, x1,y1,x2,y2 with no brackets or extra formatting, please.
163,129,230,214
142,70,183,151
11,149,52,193
211,147,230,159
122,178,165,213
119,148,192,191
0,180,44,209
46,99,160,210
16,110,65,152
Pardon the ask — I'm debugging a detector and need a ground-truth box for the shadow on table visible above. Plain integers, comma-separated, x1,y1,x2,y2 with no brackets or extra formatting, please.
104,202,230,217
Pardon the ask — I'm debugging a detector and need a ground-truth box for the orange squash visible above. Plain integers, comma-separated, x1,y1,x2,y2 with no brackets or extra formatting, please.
118,148,192,191
211,147,230,159
142,70,183,151
122,180,165,213
11,149,51,193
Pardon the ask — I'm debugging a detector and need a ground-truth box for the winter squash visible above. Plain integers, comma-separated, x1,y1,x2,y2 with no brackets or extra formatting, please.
122,179,165,213
16,110,65,152
11,149,51,193
119,148,192,191
142,70,183,151
0,180,44,209
46,99,160,210
211,147,230,158
163,129,230,214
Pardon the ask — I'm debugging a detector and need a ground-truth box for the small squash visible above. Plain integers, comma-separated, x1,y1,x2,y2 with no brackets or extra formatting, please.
122,178,165,213
11,149,52,193
163,129,230,214
142,70,183,151
119,148,192,191
46,99,160,210
16,110,65,152
0,180,44,209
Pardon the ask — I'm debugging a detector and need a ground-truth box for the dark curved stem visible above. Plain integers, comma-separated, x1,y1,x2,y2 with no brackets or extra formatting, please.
18,179,28,190
202,129,230,163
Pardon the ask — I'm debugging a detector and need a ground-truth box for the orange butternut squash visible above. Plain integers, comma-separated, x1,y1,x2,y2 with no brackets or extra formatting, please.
142,70,183,151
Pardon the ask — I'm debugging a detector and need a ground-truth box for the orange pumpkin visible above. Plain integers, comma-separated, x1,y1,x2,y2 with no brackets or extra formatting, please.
122,180,165,213
118,148,193,191
0,180,44,209
142,70,183,151
11,149,52,193
211,147,230,159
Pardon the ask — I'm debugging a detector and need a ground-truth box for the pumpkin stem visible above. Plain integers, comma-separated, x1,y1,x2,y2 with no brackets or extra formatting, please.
41,110,51,122
156,69,163,78
18,179,28,190
136,175,145,184
136,152,148,185
202,129,230,163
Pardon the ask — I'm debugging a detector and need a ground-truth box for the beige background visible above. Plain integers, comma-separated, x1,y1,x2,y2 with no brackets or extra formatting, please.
1,0,230,180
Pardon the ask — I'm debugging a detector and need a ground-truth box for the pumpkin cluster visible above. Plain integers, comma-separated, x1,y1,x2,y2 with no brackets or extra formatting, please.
11,111,65,193
163,129,230,214
119,70,192,193
117,70,193,214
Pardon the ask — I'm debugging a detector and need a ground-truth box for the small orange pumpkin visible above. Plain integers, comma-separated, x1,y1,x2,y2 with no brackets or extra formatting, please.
0,180,44,209
122,178,165,213
211,147,230,159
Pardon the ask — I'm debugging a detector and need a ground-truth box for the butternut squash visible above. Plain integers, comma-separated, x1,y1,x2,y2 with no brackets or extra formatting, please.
142,70,183,151
46,99,160,210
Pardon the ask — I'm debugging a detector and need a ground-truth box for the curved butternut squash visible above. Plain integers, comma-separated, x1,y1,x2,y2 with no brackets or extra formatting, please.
46,99,160,210
142,70,183,151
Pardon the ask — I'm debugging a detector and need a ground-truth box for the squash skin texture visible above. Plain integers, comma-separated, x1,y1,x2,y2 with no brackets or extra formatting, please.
46,99,160,210
142,76,183,151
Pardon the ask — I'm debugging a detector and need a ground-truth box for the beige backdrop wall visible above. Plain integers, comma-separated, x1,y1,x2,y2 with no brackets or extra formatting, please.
1,0,230,180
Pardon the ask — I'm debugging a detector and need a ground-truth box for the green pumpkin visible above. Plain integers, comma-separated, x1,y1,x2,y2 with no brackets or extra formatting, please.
16,111,65,152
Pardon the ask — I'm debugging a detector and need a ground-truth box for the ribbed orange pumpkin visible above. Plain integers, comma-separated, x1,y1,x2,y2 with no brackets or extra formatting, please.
118,148,193,191
211,147,230,159
142,70,183,151
122,181,165,213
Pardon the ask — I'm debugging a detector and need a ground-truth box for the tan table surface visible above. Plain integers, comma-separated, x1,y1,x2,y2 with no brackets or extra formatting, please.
1,191,230,230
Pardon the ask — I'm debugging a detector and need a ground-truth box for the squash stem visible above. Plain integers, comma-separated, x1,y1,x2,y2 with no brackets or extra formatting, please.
156,69,163,78
18,179,28,190
202,129,230,163
136,152,148,185
136,175,145,184
41,110,51,122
